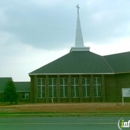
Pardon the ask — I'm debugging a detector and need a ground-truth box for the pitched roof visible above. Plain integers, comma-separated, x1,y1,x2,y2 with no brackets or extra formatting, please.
104,51,130,73
14,82,30,92
0,77,12,92
29,51,114,75
0,78,30,92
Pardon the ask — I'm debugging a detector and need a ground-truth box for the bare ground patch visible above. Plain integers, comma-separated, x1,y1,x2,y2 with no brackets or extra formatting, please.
0,103,130,113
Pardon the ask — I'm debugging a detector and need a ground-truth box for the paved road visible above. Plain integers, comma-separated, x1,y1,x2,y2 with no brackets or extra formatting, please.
0,117,128,130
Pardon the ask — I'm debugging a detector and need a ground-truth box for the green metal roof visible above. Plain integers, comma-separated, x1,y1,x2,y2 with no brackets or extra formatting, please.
14,82,30,92
0,77,12,92
104,51,130,73
30,51,114,75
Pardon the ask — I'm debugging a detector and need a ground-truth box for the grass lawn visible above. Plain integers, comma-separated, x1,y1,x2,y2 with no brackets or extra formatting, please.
0,103,130,117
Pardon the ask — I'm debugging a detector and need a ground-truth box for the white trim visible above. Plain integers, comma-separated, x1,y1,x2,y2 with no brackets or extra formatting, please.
94,77,101,97
63,78,65,98
60,78,68,98
37,78,45,98
85,78,87,97
72,77,79,98
70,47,90,52
83,77,90,97
52,78,54,98
29,73,114,76
74,78,76,97
49,78,56,98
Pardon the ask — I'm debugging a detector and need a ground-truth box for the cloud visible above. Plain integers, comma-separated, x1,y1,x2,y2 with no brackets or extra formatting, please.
1,0,130,81
0,7,8,25
0,0,129,50
30,0,64,8
1,44,60,81
0,31,69,81
0,1,76,49
81,0,130,43
0,29,130,81
85,36,130,55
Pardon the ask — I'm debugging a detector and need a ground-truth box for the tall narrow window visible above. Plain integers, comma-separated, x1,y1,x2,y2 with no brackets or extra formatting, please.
60,78,68,98
37,78,45,98
83,77,90,97
71,77,79,98
94,77,101,97
49,78,57,98
22,93,29,99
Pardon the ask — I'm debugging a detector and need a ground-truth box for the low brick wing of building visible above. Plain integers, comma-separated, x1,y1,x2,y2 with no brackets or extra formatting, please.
0,77,30,102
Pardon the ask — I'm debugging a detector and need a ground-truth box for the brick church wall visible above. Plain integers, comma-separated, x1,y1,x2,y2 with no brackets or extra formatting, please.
116,73,130,102
105,75,117,102
30,73,130,103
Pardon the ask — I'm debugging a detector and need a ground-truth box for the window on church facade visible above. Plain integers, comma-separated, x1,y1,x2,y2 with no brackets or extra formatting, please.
94,77,101,97
60,78,68,98
37,78,46,98
83,77,90,97
71,77,79,98
49,78,57,98
22,93,29,99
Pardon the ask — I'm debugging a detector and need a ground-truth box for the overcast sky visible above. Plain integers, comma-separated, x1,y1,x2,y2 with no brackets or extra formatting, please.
0,0,130,81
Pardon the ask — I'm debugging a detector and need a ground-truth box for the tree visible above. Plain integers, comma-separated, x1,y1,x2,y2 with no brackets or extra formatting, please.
3,79,18,104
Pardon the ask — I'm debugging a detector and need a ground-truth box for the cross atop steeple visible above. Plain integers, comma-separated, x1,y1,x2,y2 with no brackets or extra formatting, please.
75,4,84,47
70,5,90,52
76,4,80,15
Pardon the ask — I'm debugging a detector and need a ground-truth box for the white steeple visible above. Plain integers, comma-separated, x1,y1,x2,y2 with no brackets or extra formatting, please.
70,4,90,52
75,4,84,47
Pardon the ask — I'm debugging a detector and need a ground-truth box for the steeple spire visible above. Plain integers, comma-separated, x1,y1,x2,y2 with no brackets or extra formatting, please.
76,4,80,15
70,4,90,52
75,4,84,47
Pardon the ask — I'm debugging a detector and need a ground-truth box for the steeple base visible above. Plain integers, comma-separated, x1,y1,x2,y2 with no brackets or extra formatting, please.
70,47,90,52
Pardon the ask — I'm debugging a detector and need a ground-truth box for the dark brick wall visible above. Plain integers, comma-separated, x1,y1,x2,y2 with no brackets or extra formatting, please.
18,92,30,102
60,98,69,103
94,97,102,102
30,74,104,103
30,73,130,103
72,98,80,103
105,75,117,102
30,76,34,103
83,98,91,102
0,92,30,103
116,73,130,102
0,93,2,102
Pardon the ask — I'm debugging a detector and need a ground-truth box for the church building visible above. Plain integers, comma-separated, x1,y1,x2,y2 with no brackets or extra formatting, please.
29,5,130,103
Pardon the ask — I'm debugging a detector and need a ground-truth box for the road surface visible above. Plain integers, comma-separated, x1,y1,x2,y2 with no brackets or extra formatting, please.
0,117,128,130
